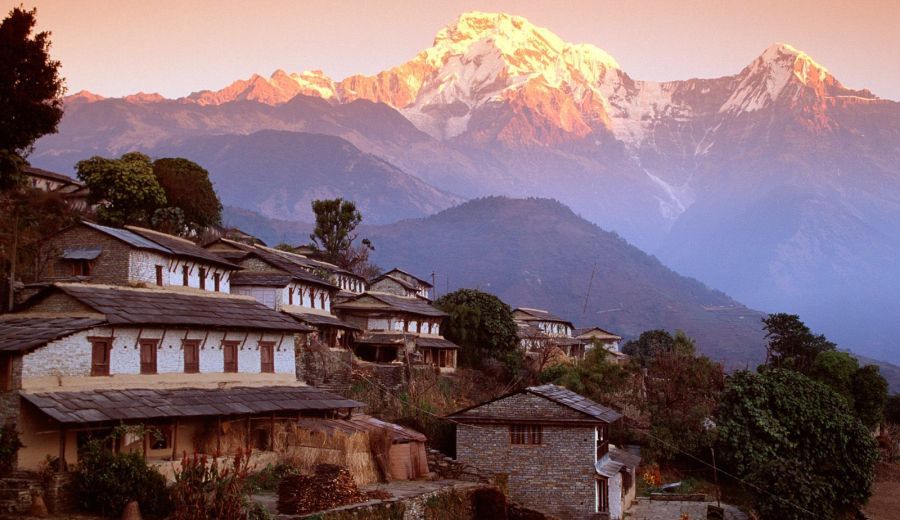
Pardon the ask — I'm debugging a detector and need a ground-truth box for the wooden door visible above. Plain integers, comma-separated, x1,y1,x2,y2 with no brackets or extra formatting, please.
183,340,200,373
90,338,112,376
223,341,238,373
260,342,274,373
140,340,158,374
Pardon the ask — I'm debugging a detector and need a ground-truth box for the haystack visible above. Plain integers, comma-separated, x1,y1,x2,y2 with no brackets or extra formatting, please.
277,464,367,515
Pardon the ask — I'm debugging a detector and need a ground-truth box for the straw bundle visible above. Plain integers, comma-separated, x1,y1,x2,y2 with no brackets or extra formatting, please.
281,424,380,485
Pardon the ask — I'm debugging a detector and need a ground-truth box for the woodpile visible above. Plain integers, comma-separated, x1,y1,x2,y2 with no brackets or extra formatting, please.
277,464,367,515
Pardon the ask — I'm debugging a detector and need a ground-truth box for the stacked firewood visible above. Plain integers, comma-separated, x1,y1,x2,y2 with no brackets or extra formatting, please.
277,464,367,515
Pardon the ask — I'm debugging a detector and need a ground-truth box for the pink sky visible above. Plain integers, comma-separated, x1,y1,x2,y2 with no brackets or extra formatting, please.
17,0,900,100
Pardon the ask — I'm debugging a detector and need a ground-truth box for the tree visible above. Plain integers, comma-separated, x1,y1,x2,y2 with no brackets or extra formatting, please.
643,345,724,460
545,346,636,412
851,364,888,429
152,158,222,235
76,152,167,227
308,198,378,276
762,313,835,373
716,369,877,520
433,288,519,368
622,329,695,368
0,6,65,189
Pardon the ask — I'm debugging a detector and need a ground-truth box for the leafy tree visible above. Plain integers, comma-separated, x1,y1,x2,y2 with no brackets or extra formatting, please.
0,6,65,189
152,157,222,235
622,329,695,367
544,346,636,411
76,152,167,227
308,198,377,276
851,364,888,429
762,313,835,373
434,288,518,368
644,346,724,460
716,369,877,520
810,350,858,399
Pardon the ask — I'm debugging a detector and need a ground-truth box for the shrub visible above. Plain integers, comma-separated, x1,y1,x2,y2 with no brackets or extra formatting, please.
170,449,253,520
74,438,171,517
0,424,23,475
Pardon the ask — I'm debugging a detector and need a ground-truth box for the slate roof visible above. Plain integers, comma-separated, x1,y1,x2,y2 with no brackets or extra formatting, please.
379,268,433,288
21,385,364,424
609,447,641,469
513,307,572,324
575,327,622,340
415,337,460,350
32,284,311,332
526,384,622,423
0,317,106,353
295,414,426,443
61,247,102,260
355,333,408,345
447,383,622,424
230,272,294,287
334,293,446,318
125,226,237,269
281,310,360,331
23,166,85,187
243,248,337,289
372,274,418,292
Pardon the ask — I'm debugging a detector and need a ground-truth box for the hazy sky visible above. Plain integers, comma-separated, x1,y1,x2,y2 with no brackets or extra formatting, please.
17,0,900,100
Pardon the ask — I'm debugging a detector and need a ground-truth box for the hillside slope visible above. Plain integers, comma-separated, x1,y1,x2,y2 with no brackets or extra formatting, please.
366,197,767,368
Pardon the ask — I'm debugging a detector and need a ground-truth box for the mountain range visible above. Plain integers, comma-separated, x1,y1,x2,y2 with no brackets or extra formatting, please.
29,11,900,363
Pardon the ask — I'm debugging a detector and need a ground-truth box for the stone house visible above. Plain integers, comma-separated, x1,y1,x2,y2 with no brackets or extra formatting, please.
513,307,588,360
39,221,238,293
334,291,459,371
448,384,639,519
0,282,374,472
369,268,433,300
575,327,628,364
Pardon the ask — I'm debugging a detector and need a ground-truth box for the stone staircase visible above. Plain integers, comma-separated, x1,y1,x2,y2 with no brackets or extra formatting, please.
0,471,42,515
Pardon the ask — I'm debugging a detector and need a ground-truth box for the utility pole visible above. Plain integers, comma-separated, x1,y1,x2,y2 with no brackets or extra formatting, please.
431,271,436,299
581,262,597,322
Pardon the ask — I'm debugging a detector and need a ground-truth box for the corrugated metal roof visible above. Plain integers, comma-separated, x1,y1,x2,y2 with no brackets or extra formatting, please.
81,221,170,253
62,247,102,260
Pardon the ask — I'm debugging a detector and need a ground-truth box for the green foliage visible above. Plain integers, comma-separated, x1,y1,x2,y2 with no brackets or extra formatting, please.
308,198,377,275
715,368,877,519
152,157,222,234
171,450,254,520
74,438,172,518
0,6,65,188
77,152,167,227
0,425,23,475
810,350,858,399
644,346,724,460
851,364,889,428
433,288,518,368
762,313,835,374
543,347,634,409
621,329,695,368
246,462,301,492
886,394,900,425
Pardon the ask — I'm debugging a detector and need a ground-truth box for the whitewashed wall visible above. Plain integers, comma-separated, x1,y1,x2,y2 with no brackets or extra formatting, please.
129,251,231,293
22,326,295,378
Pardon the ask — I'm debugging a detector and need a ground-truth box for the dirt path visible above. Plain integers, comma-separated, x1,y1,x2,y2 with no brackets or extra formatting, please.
863,463,900,520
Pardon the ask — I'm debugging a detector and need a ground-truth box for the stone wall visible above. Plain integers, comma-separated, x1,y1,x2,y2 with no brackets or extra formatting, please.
0,356,22,425
301,347,353,393
454,392,601,519
44,225,130,284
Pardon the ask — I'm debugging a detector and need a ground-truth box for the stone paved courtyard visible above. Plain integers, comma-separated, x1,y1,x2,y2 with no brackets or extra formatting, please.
626,498,749,520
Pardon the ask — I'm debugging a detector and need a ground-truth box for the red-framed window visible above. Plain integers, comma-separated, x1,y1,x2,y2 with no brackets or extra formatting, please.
260,341,275,373
223,341,239,373
139,339,159,374
183,339,200,373
509,424,542,445
90,337,113,376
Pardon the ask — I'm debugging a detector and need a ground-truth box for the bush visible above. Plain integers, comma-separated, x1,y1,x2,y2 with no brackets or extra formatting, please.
0,424,23,475
170,449,253,520
74,438,171,517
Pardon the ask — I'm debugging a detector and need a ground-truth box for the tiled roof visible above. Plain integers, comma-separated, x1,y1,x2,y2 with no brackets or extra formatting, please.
335,293,446,318
81,221,170,254
526,384,622,423
21,385,364,424
281,310,360,331
125,226,237,269
230,272,294,287
0,316,106,353
37,284,310,332
415,337,460,350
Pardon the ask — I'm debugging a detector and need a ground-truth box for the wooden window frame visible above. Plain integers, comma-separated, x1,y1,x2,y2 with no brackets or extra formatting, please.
89,337,113,376
213,273,221,292
155,265,164,286
509,424,543,445
259,341,275,373
288,287,293,305
182,265,190,286
222,340,239,373
0,355,14,392
139,339,159,375
71,260,92,277
183,339,200,374
597,477,608,513
199,267,206,290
